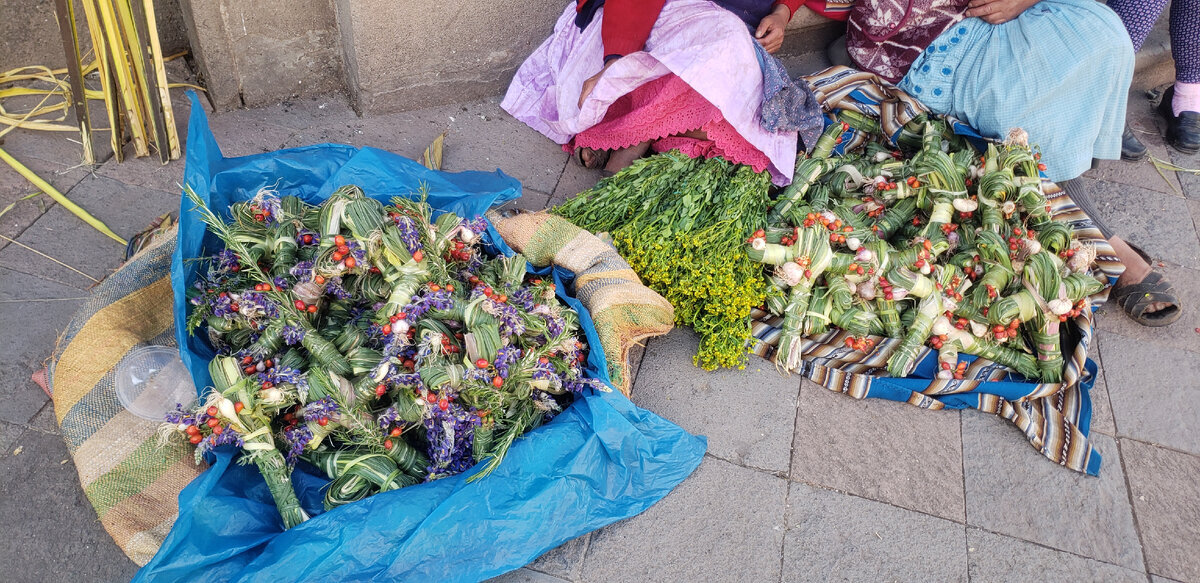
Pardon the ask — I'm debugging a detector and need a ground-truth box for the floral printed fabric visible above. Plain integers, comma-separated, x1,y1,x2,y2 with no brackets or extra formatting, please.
845,0,970,83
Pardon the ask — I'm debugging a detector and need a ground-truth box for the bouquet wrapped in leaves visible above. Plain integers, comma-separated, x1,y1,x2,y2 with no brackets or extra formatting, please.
749,118,1105,381
162,185,607,527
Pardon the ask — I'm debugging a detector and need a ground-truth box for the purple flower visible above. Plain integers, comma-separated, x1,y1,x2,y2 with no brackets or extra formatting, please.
281,325,305,345
403,289,453,320
196,427,244,458
493,301,525,336
300,397,339,420
239,291,280,318
164,403,198,426
325,277,352,300
510,287,536,311
260,366,307,392
494,345,521,380
377,406,400,430
423,402,481,479
272,276,290,291
461,216,488,236
282,423,313,467
215,249,240,272
211,293,236,319
388,372,423,388
393,215,424,254
289,260,315,280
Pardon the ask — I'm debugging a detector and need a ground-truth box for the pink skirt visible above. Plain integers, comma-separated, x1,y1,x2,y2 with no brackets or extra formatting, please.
569,74,773,173
501,0,797,185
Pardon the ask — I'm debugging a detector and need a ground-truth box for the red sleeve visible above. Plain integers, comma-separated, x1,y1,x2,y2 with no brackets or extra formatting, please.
600,0,667,59
773,0,804,19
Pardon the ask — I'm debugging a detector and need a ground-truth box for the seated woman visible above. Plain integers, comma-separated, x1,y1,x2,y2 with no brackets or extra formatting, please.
843,0,1183,326
502,0,822,185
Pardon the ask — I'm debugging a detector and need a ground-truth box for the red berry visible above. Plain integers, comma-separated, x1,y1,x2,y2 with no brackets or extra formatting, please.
492,376,504,388
189,434,203,445
212,425,224,435
390,427,403,437
307,305,318,313
384,439,394,449
318,417,329,427
438,399,449,411
476,358,489,369
382,324,392,335
426,392,438,403
206,406,218,417
206,418,220,428
412,250,424,262
234,402,245,413
376,383,387,397
344,257,356,269
295,300,306,310
185,425,200,436
334,235,345,246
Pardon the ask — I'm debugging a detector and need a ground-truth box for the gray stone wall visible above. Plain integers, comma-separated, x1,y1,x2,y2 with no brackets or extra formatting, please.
178,0,345,109
334,0,563,114
0,0,191,74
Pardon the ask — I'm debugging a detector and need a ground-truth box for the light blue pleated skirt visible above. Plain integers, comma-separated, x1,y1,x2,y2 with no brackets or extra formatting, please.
898,0,1134,182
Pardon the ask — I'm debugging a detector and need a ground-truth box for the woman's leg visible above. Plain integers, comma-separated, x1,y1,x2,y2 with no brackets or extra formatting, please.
1060,178,1178,319
1169,0,1200,113
1107,0,1170,52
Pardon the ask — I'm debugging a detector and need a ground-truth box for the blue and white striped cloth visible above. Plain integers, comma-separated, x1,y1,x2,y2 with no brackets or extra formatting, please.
898,0,1134,182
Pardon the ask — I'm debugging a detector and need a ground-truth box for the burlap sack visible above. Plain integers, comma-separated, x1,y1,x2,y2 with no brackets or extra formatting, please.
48,228,203,565
490,210,676,395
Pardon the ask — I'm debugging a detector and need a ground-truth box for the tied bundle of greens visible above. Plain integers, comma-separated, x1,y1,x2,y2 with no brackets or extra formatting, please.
555,153,772,370
745,114,1106,382
162,186,607,527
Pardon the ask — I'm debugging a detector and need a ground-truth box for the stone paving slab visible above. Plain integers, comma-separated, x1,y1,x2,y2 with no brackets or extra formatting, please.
0,265,82,425
550,160,604,209
961,412,1144,571
0,429,139,582
0,200,130,288
580,457,787,583
1120,438,1200,582
1099,331,1200,454
1085,89,1184,196
56,174,181,242
488,568,570,583
1169,142,1200,201
1085,177,1200,270
1088,349,1117,436
782,482,967,582
526,534,589,581
791,380,965,522
632,329,800,473
966,528,1146,583
1095,263,1200,355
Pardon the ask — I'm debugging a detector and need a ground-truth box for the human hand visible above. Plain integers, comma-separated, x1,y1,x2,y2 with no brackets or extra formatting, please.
755,5,791,54
964,0,1040,24
579,59,618,108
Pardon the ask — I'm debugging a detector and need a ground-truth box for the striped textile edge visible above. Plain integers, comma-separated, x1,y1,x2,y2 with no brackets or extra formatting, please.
48,230,206,565
490,210,676,395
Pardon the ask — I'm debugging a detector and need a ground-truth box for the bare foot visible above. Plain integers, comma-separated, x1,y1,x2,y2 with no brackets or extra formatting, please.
1109,236,1172,314
604,141,653,173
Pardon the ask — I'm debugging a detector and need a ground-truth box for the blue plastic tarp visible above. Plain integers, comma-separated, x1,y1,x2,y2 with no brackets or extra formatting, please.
139,92,706,582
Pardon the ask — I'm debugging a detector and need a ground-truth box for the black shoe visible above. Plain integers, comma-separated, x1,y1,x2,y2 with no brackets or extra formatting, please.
1120,126,1147,161
1158,85,1200,154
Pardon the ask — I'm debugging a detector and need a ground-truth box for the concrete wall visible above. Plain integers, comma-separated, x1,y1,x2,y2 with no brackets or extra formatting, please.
334,0,562,114
175,0,843,113
333,1,842,115
178,0,345,109
0,0,191,74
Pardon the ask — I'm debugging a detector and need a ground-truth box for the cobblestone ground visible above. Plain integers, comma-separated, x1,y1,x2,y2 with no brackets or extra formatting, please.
1,56,1197,582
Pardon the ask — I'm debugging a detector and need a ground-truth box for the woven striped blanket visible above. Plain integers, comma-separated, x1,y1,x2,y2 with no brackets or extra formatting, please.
748,67,1124,475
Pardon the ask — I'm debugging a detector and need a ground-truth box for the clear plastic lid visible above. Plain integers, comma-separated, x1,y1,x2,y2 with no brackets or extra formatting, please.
114,346,198,421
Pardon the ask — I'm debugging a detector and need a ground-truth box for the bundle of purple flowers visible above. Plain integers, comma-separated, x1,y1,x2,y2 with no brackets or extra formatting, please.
164,186,607,527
